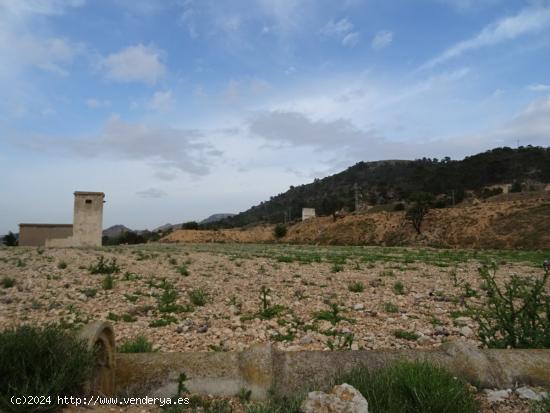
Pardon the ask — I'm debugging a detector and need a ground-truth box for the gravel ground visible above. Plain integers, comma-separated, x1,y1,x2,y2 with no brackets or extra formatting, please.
1,243,548,413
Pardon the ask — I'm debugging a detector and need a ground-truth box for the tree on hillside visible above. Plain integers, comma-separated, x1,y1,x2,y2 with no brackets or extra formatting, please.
2,232,17,246
405,192,435,234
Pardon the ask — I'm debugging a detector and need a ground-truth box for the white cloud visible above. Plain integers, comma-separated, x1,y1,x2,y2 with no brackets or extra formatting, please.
371,30,393,50
320,18,360,47
423,4,550,69
343,32,360,47
148,90,174,110
100,44,166,85
16,116,222,176
0,0,85,17
85,98,111,108
528,83,550,92
436,0,501,12
136,188,167,198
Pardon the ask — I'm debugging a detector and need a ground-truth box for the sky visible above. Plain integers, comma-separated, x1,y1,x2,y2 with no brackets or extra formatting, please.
1,0,550,233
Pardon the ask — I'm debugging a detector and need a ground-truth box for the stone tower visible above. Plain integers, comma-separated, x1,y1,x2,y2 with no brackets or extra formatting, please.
72,191,105,247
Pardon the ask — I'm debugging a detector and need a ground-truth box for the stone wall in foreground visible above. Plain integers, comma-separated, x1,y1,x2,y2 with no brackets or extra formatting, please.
79,322,550,400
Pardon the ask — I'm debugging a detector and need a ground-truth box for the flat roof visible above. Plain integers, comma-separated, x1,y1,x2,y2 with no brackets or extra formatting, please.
74,191,105,196
19,223,73,228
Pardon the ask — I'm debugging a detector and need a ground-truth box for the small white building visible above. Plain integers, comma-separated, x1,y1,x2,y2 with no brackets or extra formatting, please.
302,208,316,221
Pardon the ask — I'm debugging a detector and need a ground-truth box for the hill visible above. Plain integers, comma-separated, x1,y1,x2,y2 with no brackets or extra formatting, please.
103,225,131,238
209,146,550,228
200,213,236,224
162,191,550,249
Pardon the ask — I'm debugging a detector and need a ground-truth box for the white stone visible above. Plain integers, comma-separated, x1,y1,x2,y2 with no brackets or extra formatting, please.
300,383,369,413
516,386,548,401
353,303,365,311
484,389,511,403
460,326,474,337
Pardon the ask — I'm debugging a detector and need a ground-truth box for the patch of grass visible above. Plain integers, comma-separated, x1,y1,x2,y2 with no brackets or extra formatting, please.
102,274,114,290
393,330,419,341
82,288,97,298
57,261,67,269
149,315,178,327
188,288,208,306
1,277,15,289
313,303,354,325
383,302,399,313
89,256,120,275
0,324,95,413
531,396,550,413
177,264,189,276
348,282,365,293
392,281,405,295
331,263,344,273
118,335,154,353
257,286,285,320
338,361,478,413
106,312,120,322
121,314,137,323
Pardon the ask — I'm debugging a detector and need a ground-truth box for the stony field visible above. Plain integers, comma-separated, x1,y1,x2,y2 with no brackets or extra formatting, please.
1,243,549,413
0,243,547,353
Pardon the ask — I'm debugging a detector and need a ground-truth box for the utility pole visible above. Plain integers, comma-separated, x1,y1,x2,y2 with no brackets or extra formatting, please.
354,182,360,212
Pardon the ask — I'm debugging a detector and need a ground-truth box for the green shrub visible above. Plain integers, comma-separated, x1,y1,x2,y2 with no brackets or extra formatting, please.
255,287,285,320
531,396,550,413
2,232,17,246
348,282,365,293
118,335,154,353
189,288,208,306
102,274,114,290
1,277,15,288
393,281,405,295
57,261,67,269
384,302,399,313
313,303,354,325
177,264,189,276
273,224,287,239
393,330,419,340
89,256,120,275
0,325,95,412
468,262,550,348
338,361,478,413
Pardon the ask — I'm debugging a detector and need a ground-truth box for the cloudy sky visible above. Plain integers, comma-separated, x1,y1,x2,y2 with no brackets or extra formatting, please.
1,0,550,233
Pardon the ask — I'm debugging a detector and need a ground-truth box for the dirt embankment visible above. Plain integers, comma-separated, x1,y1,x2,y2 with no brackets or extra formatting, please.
162,192,550,249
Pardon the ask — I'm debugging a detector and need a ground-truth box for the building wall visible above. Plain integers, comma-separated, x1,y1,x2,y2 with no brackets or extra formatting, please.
302,208,316,221
19,224,73,247
72,192,104,247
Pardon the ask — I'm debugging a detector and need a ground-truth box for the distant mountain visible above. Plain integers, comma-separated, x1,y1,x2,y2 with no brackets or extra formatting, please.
200,213,236,225
153,223,176,232
103,225,131,238
210,146,550,228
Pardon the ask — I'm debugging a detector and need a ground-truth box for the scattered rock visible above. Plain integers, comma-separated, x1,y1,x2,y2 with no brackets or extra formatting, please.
416,334,431,345
484,389,511,403
460,326,474,337
516,386,547,401
300,383,369,413
353,303,364,311
196,324,209,333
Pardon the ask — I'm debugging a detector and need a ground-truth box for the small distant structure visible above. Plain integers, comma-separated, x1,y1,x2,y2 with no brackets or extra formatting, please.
302,208,316,221
19,191,105,247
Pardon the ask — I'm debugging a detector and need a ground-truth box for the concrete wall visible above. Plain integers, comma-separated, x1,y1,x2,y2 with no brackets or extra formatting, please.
114,342,550,400
302,208,316,221
72,192,104,247
18,224,73,247
45,191,105,248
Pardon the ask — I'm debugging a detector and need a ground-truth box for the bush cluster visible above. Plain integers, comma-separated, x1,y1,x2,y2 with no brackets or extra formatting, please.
0,325,95,412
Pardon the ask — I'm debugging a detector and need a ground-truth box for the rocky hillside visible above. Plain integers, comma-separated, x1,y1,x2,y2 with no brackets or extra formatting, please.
163,191,550,250
210,146,550,228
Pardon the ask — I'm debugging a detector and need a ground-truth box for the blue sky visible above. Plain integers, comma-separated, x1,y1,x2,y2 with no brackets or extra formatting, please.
1,0,550,233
